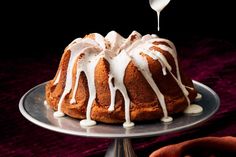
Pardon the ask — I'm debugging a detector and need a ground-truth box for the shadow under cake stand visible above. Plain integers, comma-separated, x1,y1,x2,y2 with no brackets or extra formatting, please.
19,80,220,157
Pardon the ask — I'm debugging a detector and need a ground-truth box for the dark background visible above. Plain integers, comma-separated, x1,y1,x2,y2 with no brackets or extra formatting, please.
1,1,236,156
2,0,236,58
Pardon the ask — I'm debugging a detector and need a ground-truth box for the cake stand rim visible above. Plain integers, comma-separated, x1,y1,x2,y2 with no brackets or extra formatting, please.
19,80,220,138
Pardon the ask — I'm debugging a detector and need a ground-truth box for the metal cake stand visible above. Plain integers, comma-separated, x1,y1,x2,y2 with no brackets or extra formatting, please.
19,81,220,157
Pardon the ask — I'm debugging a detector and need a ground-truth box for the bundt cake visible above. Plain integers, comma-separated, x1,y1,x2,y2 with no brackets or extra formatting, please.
45,30,202,128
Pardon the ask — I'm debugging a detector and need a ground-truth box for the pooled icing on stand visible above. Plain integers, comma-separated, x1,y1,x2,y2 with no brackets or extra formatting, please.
184,104,203,114
51,31,201,128
195,93,202,101
184,93,203,114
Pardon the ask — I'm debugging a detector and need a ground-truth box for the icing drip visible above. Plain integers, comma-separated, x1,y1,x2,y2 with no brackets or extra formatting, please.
185,86,194,91
128,38,185,122
70,47,100,104
108,74,116,111
154,40,181,81
149,39,191,107
183,93,203,114
70,69,82,104
53,69,61,85
44,100,48,105
105,50,134,128
52,30,196,127
54,39,100,118
44,100,49,109
130,49,172,122
195,93,202,101
141,44,172,75
149,0,171,31
79,50,102,127
169,72,190,105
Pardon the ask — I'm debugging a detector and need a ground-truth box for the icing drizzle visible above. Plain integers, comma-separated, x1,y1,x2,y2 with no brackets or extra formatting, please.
51,31,197,128
149,0,171,31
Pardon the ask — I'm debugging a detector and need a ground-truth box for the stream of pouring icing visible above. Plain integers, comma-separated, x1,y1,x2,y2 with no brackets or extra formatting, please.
51,31,202,128
149,0,171,31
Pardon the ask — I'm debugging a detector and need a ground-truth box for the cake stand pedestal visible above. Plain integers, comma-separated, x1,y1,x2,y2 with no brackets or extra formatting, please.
19,81,220,157
105,138,136,157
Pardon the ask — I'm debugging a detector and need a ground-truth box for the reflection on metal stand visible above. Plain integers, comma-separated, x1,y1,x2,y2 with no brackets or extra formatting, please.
105,138,136,157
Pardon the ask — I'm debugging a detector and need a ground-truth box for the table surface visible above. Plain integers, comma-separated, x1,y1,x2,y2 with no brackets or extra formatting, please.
1,37,236,157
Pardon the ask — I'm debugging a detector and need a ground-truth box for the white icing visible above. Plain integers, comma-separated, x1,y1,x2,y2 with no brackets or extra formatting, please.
140,44,172,75
169,72,190,105
130,50,169,120
149,0,171,31
106,50,133,127
94,33,107,50
108,74,116,112
80,119,96,127
185,86,194,91
195,93,202,101
149,39,191,107
151,34,158,38
44,100,48,106
43,100,49,109
82,50,102,124
53,69,61,85
184,104,203,114
120,31,142,50
53,111,65,117
53,30,198,128
54,40,100,117
142,34,155,41
70,69,82,104
123,121,135,128
146,38,182,84
67,38,82,49
105,31,125,54
157,42,181,81
70,47,100,105
161,116,173,123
